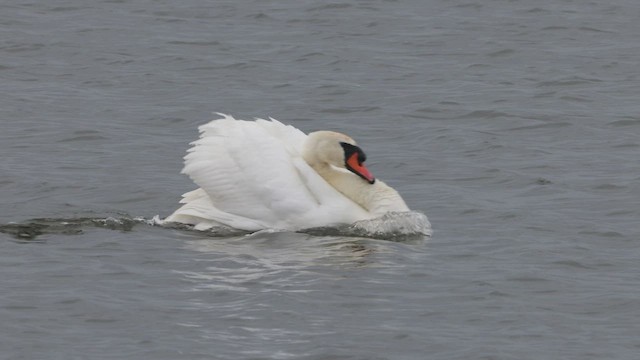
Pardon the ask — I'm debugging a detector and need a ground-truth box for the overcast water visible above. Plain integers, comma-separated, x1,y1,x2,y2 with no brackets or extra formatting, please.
1,0,639,359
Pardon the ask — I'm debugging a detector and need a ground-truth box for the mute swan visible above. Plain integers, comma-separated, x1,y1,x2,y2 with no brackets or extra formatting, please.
164,114,411,231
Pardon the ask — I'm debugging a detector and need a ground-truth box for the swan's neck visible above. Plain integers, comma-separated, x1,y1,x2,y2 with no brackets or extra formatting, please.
309,162,409,216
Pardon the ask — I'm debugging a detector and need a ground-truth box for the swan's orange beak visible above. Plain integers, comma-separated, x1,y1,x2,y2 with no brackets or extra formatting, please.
346,152,375,184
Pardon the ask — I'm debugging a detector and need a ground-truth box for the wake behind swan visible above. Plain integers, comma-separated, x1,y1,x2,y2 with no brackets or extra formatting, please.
160,114,431,238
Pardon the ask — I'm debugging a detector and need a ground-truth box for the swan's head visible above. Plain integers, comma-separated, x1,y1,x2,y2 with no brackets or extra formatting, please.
303,131,376,184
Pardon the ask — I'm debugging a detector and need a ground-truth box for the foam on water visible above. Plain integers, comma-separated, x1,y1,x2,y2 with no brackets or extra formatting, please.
301,211,432,240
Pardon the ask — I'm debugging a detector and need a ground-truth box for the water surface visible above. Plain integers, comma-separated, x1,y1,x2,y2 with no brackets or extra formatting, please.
1,0,639,359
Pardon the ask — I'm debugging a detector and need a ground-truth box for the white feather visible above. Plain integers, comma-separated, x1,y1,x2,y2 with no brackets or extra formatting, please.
165,114,371,230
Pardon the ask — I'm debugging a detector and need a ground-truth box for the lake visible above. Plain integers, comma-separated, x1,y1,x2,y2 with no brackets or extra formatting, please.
1,0,639,359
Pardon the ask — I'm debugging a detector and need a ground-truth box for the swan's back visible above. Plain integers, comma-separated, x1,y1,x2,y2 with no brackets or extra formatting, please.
165,114,371,230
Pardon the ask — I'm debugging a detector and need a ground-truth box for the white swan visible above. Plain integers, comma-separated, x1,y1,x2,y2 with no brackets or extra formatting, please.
164,114,410,231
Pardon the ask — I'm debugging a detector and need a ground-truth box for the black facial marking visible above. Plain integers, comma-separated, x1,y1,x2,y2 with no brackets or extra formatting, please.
340,142,366,165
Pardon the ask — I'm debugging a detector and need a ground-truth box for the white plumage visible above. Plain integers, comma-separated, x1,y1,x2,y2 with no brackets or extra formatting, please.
164,114,409,231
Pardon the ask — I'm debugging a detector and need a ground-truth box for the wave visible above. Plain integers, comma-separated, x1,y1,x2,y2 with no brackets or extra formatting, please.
156,210,432,241
0,216,145,241
1,212,431,241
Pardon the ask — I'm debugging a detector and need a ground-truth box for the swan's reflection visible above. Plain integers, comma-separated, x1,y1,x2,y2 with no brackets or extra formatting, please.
175,230,426,294
171,230,429,350
183,231,375,269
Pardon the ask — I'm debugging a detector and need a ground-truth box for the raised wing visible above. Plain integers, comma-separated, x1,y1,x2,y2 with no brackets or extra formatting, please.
174,114,367,230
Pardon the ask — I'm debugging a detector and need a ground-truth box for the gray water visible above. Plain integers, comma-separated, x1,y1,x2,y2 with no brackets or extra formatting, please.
1,0,639,359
